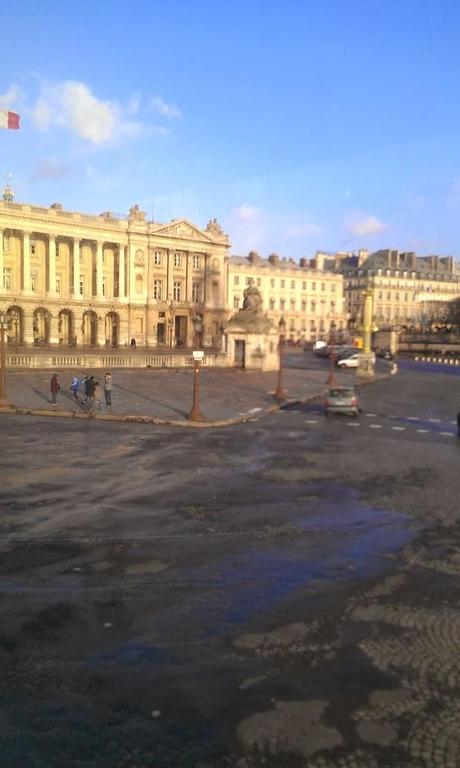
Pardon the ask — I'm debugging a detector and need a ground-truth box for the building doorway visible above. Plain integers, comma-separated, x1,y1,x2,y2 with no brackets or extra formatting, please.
105,312,119,347
156,322,166,345
234,339,246,368
59,310,74,345
7,306,23,349
82,310,98,346
33,308,50,345
175,315,187,347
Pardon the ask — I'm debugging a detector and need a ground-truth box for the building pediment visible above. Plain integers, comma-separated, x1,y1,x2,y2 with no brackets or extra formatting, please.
154,219,214,243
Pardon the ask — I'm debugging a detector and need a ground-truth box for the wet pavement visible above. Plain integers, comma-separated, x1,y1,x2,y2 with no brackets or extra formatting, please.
1,364,460,767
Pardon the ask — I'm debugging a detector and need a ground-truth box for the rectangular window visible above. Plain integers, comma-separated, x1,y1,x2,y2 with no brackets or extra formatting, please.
280,279,285,288
321,283,325,291
302,281,306,289
173,281,182,301
192,283,200,303
233,296,240,309
256,278,261,286
193,254,201,269
174,252,181,268
280,299,286,310
79,279,84,295
2,267,11,290
31,270,38,292
270,278,275,288
331,283,336,292
234,275,239,285
245,277,251,286
290,299,296,310
312,282,316,290
269,298,275,310
291,280,295,289
153,279,163,300
154,251,162,266
301,300,306,311
30,241,36,255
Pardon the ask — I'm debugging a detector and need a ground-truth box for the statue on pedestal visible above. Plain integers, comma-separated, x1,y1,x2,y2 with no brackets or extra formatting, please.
226,284,273,334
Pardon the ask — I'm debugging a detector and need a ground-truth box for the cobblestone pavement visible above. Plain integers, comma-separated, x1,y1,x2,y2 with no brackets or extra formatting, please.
2,364,457,767
2,351,355,423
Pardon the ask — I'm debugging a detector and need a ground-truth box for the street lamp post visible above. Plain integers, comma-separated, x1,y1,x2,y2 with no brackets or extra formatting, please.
0,311,12,410
187,350,205,422
274,316,287,402
327,322,337,386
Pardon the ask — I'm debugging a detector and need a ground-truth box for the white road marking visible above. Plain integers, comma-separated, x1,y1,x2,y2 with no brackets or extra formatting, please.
440,432,455,437
417,429,429,433
369,424,382,429
392,426,406,431
451,420,457,425
364,412,377,417
406,416,419,421
305,419,318,424
346,422,360,427
429,418,441,423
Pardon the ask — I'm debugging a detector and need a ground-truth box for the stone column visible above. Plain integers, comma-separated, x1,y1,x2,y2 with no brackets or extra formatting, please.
186,252,193,302
22,231,31,293
0,229,3,288
167,249,174,300
48,235,57,294
96,241,104,298
49,312,59,345
119,245,126,299
73,238,81,297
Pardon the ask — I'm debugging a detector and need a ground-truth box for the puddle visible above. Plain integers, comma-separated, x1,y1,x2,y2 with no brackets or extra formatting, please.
169,484,419,640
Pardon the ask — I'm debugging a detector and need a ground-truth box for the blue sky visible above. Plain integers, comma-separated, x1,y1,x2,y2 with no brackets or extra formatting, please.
1,0,460,259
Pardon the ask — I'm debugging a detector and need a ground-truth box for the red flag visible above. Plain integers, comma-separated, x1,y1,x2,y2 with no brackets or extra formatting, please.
0,110,20,130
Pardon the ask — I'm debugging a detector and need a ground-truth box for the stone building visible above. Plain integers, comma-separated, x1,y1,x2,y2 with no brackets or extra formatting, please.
342,249,460,328
0,188,229,349
228,251,346,342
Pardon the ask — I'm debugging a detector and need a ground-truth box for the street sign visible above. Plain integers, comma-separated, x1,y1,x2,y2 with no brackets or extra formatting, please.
192,350,204,361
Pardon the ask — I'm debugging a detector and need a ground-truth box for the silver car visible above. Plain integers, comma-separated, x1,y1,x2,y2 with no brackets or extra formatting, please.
324,386,359,417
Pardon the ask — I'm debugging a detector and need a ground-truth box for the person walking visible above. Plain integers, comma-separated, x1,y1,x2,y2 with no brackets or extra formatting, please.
93,381,102,411
70,376,80,400
50,374,60,405
87,376,96,410
103,372,112,407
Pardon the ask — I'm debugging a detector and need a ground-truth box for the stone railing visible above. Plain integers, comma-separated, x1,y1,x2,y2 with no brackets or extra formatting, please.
6,350,227,370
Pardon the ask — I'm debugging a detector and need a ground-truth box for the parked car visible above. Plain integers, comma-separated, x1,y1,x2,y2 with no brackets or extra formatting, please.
335,346,358,361
337,353,360,368
324,386,359,417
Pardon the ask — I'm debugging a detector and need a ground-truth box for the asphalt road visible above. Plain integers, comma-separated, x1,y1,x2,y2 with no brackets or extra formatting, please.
1,363,460,768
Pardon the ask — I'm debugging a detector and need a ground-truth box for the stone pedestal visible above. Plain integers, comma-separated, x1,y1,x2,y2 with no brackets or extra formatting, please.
225,326,279,371
357,352,375,379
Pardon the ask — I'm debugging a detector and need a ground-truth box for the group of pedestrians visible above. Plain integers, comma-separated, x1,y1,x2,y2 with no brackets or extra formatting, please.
50,372,113,409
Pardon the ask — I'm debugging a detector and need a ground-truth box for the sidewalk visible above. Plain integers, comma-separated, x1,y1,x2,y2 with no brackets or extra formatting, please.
0,355,386,428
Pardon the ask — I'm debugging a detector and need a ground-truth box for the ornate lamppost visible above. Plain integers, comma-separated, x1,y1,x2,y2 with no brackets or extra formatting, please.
326,321,337,386
167,301,175,348
0,311,13,409
192,311,204,350
274,316,287,402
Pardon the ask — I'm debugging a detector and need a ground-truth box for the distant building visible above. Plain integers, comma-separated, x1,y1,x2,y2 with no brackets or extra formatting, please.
228,251,347,342
341,249,460,329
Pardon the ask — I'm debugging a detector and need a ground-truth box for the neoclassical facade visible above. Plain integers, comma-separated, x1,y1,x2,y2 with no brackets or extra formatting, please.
228,252,347,342
0,192,230,349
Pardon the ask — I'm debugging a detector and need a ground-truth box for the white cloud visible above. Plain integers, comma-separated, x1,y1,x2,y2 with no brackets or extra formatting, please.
344,211,386,237
149,95,182,119
31,80,146,145
232,204,262,221
0,83,22,109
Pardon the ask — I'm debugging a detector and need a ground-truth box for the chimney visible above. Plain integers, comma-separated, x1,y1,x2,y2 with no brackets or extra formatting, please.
299,257,308,268
315,252,325,271
357,249,368,267
391,250,400,269
50,202,63,210
430,255,439,272
247,250,259,264
268,253,279,265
